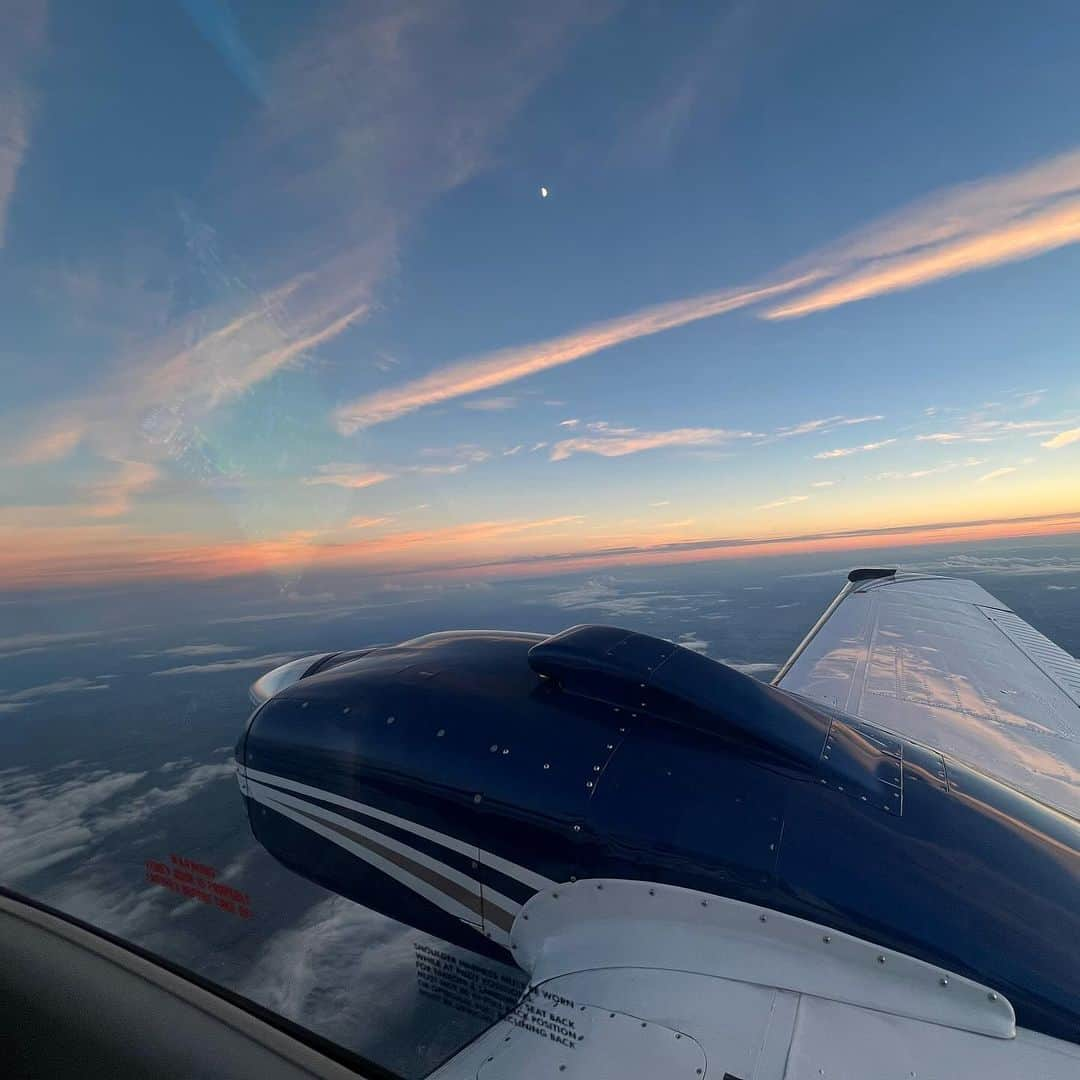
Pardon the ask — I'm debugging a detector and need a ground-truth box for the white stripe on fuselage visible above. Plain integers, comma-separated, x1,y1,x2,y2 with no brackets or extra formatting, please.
243,765,555,892
251,787,505,939
247,777,523,921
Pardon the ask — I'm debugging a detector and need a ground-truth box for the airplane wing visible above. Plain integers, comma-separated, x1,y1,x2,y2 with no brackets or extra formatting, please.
774,569,1080,817
431,880,1080,1080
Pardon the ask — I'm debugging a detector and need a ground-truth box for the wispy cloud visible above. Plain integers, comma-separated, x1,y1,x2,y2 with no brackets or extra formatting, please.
150,651,298,677
551,424,750,461
302,465,392,490
331,147,1080,432
764,148,1080,319
0,758,233,883
347,515,394,529
721,660,780,676
332,276,817,431
84,459,160,518
915,413,1079,445
0,676,111,712
809,480,837,488
756,494,810,511
977,466,1018,483
1043,426,1080,449
916,432,988,444
814,438,896,460
767,414,883,441
876,457,985,480
0,2,46,247
1015,388,1048,409
7,0,603,507
135,643,248,659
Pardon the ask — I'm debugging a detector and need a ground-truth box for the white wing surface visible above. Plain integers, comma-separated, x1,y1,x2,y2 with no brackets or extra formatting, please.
775,570,1080,817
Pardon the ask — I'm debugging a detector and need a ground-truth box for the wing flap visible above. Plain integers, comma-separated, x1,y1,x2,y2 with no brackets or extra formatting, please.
776,572,1080,816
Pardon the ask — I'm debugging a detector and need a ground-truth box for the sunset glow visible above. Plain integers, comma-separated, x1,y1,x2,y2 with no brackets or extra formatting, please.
2,3,1078,596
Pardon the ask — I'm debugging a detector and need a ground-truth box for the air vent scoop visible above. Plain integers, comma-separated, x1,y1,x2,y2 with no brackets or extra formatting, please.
528,625,831,767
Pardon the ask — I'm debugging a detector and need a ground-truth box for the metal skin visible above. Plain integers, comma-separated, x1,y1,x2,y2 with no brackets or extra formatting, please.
237,627,1080,1045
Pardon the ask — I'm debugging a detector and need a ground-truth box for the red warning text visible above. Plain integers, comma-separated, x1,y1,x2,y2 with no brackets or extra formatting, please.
145,855,252,918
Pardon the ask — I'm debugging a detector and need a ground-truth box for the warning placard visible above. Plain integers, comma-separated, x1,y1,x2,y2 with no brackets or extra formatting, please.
414,943,525,1023
145,854,252,918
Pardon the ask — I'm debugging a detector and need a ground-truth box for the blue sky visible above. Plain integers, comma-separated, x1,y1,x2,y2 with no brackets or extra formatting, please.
2,0,1079,589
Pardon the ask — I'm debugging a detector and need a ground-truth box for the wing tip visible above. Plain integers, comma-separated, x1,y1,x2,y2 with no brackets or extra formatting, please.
847,567,897,584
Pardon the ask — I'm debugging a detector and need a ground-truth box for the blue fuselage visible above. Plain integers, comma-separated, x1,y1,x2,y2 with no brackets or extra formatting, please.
238,629,1080,1044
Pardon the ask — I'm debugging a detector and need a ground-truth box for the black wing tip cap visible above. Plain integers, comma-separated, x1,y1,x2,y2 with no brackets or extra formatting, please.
847,567,898,583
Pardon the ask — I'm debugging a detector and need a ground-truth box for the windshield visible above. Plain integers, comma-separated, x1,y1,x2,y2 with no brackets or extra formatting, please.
2,2,1079,1076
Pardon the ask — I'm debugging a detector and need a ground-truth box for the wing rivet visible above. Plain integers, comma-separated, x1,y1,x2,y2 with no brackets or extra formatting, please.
593,764,601,771
436,728,445,737
543,762,551,769
572,824,581,832
701,899,708,907
940,977,950,987
473,794,482,803
649,888,656,895
877,955,886,964
596,883,603,890
988,991,998,1001
759,913,768,922
822,935,832,943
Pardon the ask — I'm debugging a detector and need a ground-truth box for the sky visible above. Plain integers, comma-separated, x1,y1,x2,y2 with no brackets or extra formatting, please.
3,0,1080,594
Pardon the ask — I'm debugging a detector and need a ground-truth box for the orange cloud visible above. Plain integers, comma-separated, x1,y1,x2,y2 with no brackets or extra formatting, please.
814,439,896,460
550,426,749,461
330,147,1080,432
11,423,86,465
346,515,395,529
84,459,160,518
765,197,1080,319
302,465,392,490
1043,426,1080,449
332,275,819,432
756,494,810,511
977,466,1019,483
